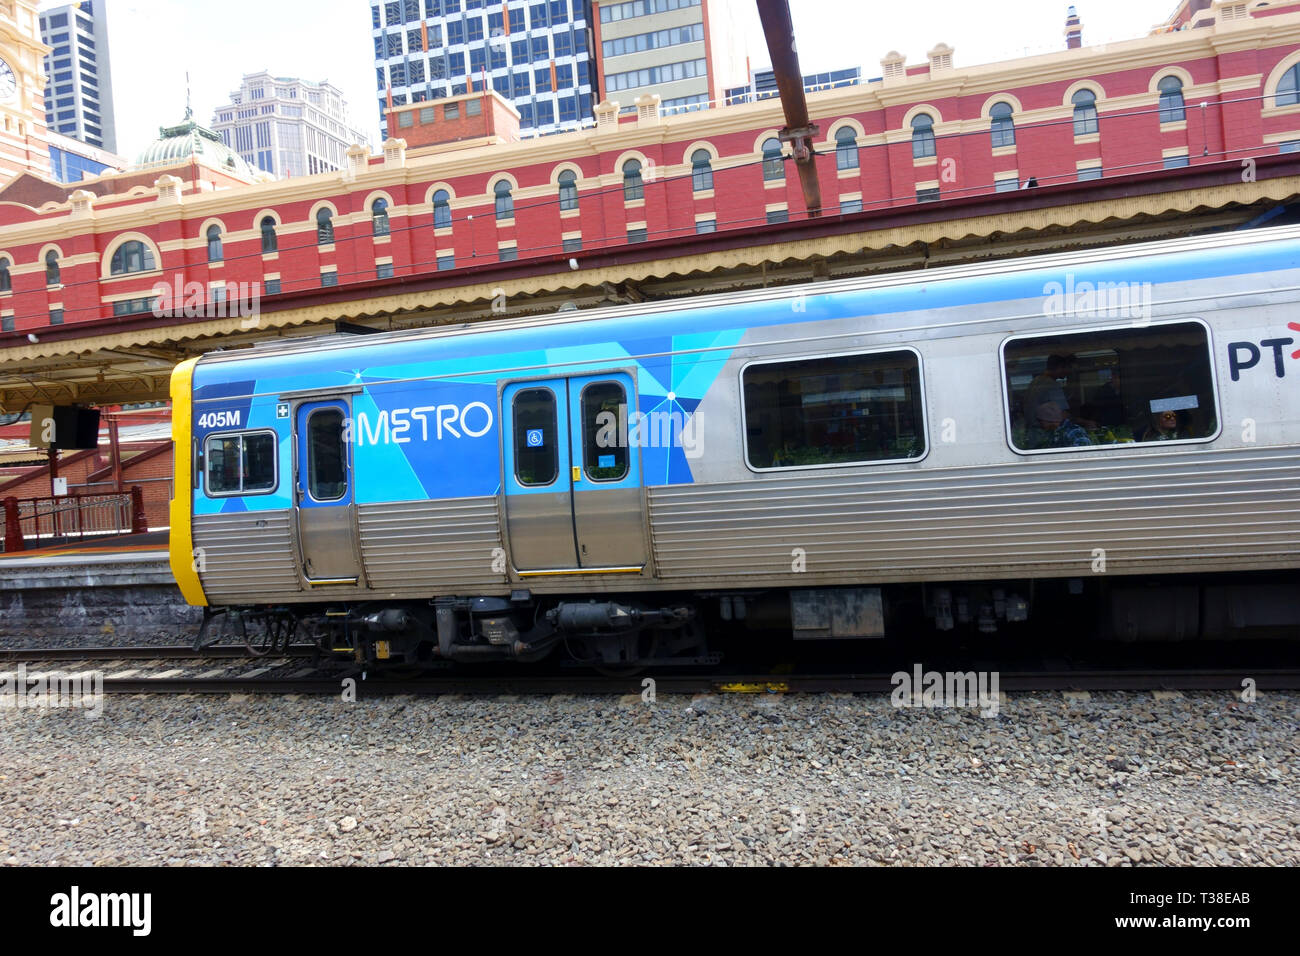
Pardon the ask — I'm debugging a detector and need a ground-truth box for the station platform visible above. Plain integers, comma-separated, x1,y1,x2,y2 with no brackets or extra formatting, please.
0,529,169,566
0,530,197,646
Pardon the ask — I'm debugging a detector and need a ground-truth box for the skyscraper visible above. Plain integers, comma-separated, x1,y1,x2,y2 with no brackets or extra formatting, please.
38,0,116,153
593,0,751,114
211,73,369,179
371,0,597,138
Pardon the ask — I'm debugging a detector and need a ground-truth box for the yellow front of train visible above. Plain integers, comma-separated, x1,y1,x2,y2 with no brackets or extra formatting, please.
168,357,207,607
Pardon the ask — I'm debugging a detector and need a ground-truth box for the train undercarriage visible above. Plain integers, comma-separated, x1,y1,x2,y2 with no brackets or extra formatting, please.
195,571,1300,668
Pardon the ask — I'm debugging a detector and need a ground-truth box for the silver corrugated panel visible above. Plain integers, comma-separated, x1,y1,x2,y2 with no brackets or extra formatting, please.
648,448,1300,582
358,497,505,590
194,511,302,601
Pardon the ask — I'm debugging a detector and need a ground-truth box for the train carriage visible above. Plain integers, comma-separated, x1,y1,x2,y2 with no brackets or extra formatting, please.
168,225,1300,664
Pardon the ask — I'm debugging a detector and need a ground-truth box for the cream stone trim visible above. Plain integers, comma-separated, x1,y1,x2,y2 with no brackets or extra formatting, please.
1263,49,1300,103
375,256,393,265
836,168,858,179
624,198,645,209
426,181,457,204
625,220,647,230
994,169,1020,180
559,208,580,219
549,162,584,185
497,240,518,250
763,179,785,189
252,208,282,227
913,155,937,167
992,144,1018,157
100,232,163,280
1074,132,1101,144
694,212,716,222
1148,65,1195,95
1076,158,1103,169
823,117,866,145
561,230,582,240
693,187,715,198
914,179,940,190
486,171,520,193
1160,120,1188,132
682,140,719,165
263,272,281,280
752,129,786,156
980,93,1024,118
1162,146,1191,157
614,149,651,175
197,217,229,242
1262,129,1300,143
495,217,515,228
838,191,863,201
100,288,161,304
1062,79,1107,105
901,104,943,128
435,248,454,259
363,189,397,214
309,200,340,223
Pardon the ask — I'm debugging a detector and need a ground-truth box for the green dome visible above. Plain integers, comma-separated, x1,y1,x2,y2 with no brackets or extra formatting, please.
134,116,256,179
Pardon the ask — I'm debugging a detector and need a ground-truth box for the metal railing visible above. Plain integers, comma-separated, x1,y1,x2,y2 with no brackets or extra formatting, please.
1,486,147,553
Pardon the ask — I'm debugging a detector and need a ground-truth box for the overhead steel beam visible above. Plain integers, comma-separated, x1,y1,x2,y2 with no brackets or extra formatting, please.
756,0,821,217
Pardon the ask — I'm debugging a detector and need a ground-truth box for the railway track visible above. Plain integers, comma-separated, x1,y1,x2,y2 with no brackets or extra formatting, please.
2,646,1297,695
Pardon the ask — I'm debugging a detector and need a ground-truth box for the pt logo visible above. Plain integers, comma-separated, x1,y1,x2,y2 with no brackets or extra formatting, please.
1227,329,1298,381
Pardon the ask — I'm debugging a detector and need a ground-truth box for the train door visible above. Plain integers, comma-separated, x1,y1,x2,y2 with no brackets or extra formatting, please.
501,373,647,574
293,399,362,585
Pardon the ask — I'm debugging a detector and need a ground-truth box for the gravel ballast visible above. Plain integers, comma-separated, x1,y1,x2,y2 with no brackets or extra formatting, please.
0,690,1295,866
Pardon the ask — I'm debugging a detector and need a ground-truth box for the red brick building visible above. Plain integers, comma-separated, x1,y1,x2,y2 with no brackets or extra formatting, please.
1,0,1300,391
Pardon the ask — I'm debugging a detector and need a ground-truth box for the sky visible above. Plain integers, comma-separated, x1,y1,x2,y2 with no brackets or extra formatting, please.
101,0,1183,160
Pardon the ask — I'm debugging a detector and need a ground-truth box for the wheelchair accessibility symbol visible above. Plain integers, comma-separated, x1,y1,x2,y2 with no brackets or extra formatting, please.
526,428,544,448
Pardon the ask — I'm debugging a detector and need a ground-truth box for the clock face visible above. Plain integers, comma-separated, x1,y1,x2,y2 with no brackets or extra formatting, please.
0,60,15,102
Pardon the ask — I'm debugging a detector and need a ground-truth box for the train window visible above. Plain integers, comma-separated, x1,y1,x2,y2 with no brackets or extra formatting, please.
742,350,925,470
514,387,559,486
306,409,347,501
205,431,276,496
1004,321,1218,453
580,381,629,482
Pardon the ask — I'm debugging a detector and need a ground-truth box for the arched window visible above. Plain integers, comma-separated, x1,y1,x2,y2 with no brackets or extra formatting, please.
557,171,578,211
109,240,156,275
911,114,936,159
762,137,784,180
316,208,335,245
433,189,452,228
834,127,859,170
622,159,644,201
206,225,223,263
1158,75,1185,123
45,250,60,286
0,257,10,293
1276,63,1300,106
260,217,277,254
371,198,390,236
691,149,713,191
990,102,1015,148
1072,89,1099,136
494,181,513,221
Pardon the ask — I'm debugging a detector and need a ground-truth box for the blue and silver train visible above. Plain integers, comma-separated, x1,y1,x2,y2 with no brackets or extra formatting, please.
169,224,1300,664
